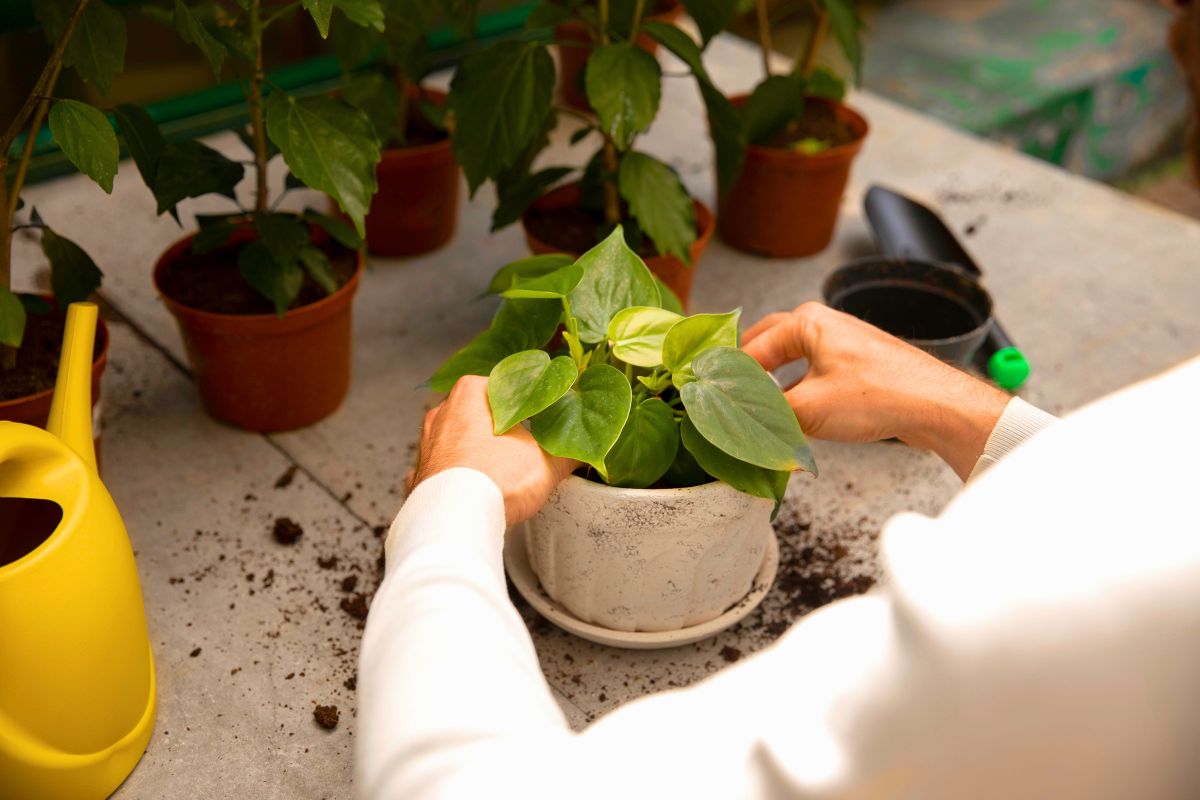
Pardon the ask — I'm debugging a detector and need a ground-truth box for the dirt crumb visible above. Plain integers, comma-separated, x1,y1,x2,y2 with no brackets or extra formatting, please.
273,517,303,545
340,593,369,620
190,647,202,658
340,575,359,593
313,704,339,730
317,555,338,570
719,645,742,664
274,465,298,489
344,676,357,691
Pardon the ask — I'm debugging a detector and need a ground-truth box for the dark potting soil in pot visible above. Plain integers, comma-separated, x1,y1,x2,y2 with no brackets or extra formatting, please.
0,306,102,402
763,101,858,150
158,238,357,316
832,283,983,341
525,205,667,259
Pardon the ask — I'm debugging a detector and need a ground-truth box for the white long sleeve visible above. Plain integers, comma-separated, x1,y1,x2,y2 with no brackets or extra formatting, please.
357,358,1200,799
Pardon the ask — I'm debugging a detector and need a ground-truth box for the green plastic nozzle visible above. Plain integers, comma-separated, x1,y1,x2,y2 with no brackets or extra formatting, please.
987,346,1031,391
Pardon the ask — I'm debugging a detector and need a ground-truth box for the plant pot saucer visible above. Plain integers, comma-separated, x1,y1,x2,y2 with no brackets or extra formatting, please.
505,523,779,650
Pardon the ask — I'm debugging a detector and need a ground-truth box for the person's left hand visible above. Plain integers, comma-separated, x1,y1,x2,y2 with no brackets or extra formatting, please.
408,375,578,525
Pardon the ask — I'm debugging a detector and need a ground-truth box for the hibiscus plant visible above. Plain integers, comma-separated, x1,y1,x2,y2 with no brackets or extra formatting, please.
431,226,816,504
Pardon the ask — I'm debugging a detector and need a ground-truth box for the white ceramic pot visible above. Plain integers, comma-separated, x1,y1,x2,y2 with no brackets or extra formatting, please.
524,476,774,633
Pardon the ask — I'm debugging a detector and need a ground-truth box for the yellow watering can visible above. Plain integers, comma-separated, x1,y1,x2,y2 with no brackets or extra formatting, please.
0,303,156,799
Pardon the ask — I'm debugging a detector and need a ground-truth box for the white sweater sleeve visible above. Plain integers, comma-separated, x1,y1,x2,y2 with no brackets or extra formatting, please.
357,360,1200,800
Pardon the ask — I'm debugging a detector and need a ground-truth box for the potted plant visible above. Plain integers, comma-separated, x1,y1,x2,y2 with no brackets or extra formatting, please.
1,0,128,438
431,227,816,633
447,0,736,308
331,0,464,257
707,0,869,257
129,0,384,431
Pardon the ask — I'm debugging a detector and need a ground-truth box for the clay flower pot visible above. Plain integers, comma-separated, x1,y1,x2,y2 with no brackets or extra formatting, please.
521,182,713,308
524,476,773,632
556,0,683,110
154,228,363,432
718,97,869,258
363,88,459,257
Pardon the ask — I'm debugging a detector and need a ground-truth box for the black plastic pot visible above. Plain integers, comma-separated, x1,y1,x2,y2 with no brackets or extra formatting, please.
822,257,994,364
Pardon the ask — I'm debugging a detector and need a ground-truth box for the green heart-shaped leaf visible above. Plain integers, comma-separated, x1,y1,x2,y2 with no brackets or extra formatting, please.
662,427,710,486
585,43,661,151
49,100,118,193
568,225,660,343
655,276,684,315
663,309,740,386
488,350,578,434
531,363,632,478
429,323,531,393
618,152,696,264
605,397,678,488
680,347,816,473
492,298,564,349
607,306,682,367
486,254,574,295
680,416,790,503
500,260,585,300
820,0,863,82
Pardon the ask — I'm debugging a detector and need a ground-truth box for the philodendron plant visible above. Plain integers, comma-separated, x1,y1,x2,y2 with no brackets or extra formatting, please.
431,226,816,505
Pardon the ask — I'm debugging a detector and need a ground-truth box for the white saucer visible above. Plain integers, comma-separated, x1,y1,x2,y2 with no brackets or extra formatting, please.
505,526,779,650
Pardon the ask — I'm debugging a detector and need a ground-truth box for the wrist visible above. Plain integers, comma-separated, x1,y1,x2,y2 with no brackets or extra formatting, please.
899,372,1010,479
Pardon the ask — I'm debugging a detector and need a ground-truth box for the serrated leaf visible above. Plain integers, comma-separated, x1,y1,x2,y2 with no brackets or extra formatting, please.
492,298,563,349
174,0,226,76
448,40,555,194
148,140,245,218
302,0,335,36
567,225,659,343
806,66,847,101
618,152,695,264
524,0,576,28
531,363,631,478
492,166,573,231
585,44,661,150
485,254,573,295
303,209,363,250
604,397,677,488
256,213,310,267
607,306,682,367
488,350,578,434
680,415,789,503
343,71,402,144
238,240,303,317
330,8,380,69
299,246,338,294
42,227,103,306
663,309,740,386
335,0,385,31
113,103,165,187
19,294,52,316
0,285,27,348
642,21,707,77
679,0,738,45
569,126,594,145
49,100,118,193
821,0,863,83
680,347,815,473
743,72,806,146
429,323,532,392
192,215,239,254
266,92,381,237
36,0,126,97
500,260,584,300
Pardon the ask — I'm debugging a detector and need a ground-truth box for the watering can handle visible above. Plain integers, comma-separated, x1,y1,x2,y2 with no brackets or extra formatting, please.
46,302,98,472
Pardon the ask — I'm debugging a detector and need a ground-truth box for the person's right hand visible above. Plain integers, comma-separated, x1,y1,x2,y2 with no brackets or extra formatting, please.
742,302,1010,479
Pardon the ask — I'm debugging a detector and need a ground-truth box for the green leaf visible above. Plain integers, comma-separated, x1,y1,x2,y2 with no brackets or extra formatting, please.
238,241,303,317
500,260,584,300
680,347,816,473
302,0,334,36
48,100,118,193
492,298,563,349
302,209,363,250
663,428,709,486
487,350,578,434
569,126,594,145
567,225,659,343
492,167,573,232
429,323,532,393
485,254,573,295
642,21,707,77
266,92,382,237
679,0,739,45
343,71,402,144
524,0,576,28
448,40,556,194
604,397,678,488
680,416,789,503
299,246,339,294
806,66,847,101
174,0,226,76
0,285,27,348
41,227,103,306
192,215,239,254
618,152,695,264
655,276,684,315
821,0,863,83
256,213,310,267
585,44,661,151
701,81,747,192
19,294,52,315
607,306,682,367
330,8,379,69
146,140,245,218
335,0,385,31
531,363,632,479
113,103,164,188
637,371,671,394
36,0,126,97
663,310,740,386
743,72,806,146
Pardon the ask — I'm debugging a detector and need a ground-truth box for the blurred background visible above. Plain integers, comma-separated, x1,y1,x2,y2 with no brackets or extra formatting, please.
3,0,1197,217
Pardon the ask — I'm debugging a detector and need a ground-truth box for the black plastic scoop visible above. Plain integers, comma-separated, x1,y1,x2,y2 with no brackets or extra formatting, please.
863,185,1030,390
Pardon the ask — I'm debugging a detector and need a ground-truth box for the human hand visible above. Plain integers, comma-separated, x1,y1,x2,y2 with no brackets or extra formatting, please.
742,302,1009,479
409,375,579,524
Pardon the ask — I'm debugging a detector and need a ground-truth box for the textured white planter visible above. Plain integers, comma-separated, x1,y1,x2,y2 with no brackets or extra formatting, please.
524,476,774,633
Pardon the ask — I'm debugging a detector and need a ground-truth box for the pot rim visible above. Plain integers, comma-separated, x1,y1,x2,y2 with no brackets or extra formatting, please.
728,95,869,165
556,473,766,503
0,303,110,413
153,224,365,328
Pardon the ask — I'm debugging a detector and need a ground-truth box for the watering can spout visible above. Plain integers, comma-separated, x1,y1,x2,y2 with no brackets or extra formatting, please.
46,302,98,472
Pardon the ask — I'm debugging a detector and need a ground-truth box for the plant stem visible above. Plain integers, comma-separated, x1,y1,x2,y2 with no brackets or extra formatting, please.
629,0,646,40
754,0,773,78
596,0,622,225
247,0,270,214
8,64,63,219
800,7,829,77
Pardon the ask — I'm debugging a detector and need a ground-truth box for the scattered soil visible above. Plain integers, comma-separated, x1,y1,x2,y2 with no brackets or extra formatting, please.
719,645,742,664
340,575,358,593
0,304,103,402
272,517,304,545
157,232,357,316
344,676,357,691
340,593,369,620
317,555,339,570
313,704,340,730
524,204,665,259
274,465,298,489
190,647,202,658
763,101,859,151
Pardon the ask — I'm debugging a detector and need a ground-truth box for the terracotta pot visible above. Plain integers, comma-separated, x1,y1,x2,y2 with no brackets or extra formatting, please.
0,303,108,457
363,88,459,257
718,96,869,258
153,228,363,432
521,182,713,309
556,0,683,110
525,476,774,632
